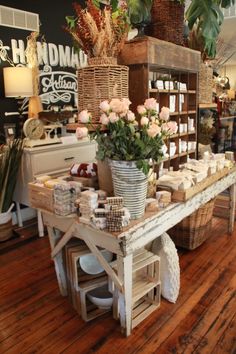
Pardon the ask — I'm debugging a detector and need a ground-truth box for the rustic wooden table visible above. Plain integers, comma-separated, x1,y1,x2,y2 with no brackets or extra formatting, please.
42,167,236,336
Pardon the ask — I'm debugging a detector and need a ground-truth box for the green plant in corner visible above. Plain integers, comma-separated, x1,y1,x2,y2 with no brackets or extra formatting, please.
186,0,235,59
0,139,24,213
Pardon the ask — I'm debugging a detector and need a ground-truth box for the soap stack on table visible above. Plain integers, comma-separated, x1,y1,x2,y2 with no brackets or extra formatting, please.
106,197,125,232
156,191,172,208
79,190,98,223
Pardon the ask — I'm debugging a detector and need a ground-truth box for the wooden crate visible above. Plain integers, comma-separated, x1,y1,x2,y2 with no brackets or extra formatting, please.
111,249,161,329
158,167,236,203
28,183,54,212
77,276,110,322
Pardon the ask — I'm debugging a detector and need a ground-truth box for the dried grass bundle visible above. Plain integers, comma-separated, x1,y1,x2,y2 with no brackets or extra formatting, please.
65,0,129,59
25,32,40,95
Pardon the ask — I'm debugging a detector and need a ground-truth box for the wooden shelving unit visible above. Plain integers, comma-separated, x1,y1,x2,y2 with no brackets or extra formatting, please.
119,36,200,171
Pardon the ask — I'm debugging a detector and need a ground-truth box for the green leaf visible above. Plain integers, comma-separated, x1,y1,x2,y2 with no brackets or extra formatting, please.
92,0,101,9
65,16,76,29
127,0,153,25
186,0,224,58
111,0,119,12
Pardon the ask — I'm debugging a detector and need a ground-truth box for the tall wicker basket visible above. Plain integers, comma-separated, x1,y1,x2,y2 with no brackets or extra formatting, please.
147,0,185,46
199,62,213,104
77,63,129,122
168,198,216,250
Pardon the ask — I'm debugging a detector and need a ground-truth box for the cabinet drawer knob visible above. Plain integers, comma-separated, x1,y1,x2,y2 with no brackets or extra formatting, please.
64,157,75,161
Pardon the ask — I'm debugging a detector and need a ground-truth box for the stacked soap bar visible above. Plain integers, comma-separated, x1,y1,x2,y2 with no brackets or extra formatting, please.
156,191,172,208
54,182,81,216
90,196,131,231
79,190,98,222
106,197,129,232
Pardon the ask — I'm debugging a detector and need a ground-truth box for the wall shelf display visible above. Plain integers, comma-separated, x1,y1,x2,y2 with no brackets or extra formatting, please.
119,36,200,171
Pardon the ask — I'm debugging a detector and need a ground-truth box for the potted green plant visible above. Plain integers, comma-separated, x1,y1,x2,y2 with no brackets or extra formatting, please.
126,0,153,35
186,0,235,59
0,139,24,241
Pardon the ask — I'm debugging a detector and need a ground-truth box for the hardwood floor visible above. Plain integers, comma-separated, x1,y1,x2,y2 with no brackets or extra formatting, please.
0,217,235,354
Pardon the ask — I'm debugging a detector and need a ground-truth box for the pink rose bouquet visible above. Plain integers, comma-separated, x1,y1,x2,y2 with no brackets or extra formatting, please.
76,97,176,174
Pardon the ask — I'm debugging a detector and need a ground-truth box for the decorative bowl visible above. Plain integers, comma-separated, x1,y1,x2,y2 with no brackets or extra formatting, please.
79,250,113,275
87,284,113,310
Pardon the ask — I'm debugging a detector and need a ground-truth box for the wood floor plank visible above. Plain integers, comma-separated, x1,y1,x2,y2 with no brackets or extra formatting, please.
0,217,235,353
148,259,236,354
192,274,236,353
212,314,236,354
0,304,76,353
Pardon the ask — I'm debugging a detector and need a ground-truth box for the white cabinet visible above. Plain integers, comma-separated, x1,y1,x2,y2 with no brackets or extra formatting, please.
13,139,96,235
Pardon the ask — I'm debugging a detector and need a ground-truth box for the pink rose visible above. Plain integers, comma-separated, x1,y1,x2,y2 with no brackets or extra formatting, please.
110,98,127,114
78,109,91,123
167,121,178,134
99,100,110,112
144,98,158,111
159,106,170,121
76,127,88,139
137,105,147,115
147,123,161,138
140,116,149,126
109,112,119,123
99,113,109,125
122,98,131,108
127,110,135,122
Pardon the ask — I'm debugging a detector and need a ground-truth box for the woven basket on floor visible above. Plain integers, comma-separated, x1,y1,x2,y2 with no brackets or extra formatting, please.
168,198,216,250
199,62,213,104
77,64,129,123
147,0,185,46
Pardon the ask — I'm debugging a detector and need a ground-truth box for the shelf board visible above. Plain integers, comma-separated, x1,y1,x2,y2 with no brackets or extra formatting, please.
132,295,160,329
179,151,187,157
219,115,236,120
132,277,160,305
170,154,179,160
149,89,196,94
199,103,217,109
169,110,196,116
188,149,196,154
132,251,160,273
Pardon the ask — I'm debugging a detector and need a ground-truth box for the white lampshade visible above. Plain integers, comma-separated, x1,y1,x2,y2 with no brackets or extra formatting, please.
3,67,33,97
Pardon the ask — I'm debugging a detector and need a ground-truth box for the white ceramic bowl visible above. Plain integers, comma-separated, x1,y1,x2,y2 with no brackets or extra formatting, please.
79,250,113,275
87,284,113,310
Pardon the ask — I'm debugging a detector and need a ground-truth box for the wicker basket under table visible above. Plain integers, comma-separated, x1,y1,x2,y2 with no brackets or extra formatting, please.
168,198,216,250
77,64,129,123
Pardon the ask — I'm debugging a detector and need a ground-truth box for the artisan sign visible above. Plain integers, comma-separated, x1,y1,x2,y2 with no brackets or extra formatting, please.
2,38,87,105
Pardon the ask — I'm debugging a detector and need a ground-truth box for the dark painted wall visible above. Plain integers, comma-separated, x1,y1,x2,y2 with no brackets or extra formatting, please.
0,0,84,141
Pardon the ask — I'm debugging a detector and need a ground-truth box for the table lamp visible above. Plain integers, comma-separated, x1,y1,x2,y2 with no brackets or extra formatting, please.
3,66,33,137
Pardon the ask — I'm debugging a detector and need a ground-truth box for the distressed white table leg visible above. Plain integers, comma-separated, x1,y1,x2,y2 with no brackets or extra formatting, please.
37,210,44,237
47,226,68,296
228,183,236,234
117,254,133,336
16,202,23,227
